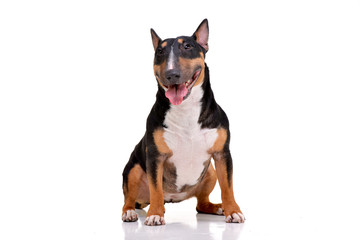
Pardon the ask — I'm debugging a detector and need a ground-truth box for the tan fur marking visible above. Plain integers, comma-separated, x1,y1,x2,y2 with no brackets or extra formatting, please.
178,57,205,86
200,52,204,59
177,38,184,44
214,157,243,217
153,61,167,88
194,67,205,86
195,163,216,201
209,128,227,154
136,171,150,204
195,163,223,214
153,129,172,155
147,163,165,217
178,57,204,71
122,164,143,213
161,41,167,47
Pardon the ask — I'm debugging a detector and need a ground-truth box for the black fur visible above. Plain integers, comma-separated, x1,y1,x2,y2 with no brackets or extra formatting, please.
121,20,246,225
154,37,204,65
123,19,233,191
122,63,233,189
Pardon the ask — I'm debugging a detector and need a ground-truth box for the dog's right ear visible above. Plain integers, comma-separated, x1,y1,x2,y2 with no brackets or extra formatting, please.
150,29,162,51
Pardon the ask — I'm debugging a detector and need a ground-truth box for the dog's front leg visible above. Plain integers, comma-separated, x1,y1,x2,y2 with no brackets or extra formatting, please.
144,129,172,226
213,149,245,223
144,156,166,226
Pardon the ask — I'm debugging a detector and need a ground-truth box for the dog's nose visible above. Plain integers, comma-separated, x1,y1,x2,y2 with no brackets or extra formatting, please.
165,69,181,81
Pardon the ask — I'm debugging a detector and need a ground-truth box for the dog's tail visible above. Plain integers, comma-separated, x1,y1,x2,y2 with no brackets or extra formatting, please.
135,202,149,209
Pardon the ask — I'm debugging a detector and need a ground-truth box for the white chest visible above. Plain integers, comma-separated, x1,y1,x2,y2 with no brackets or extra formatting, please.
163,86,218,191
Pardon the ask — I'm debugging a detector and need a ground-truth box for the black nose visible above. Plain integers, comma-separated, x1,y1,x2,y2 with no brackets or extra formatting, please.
165,69,181,81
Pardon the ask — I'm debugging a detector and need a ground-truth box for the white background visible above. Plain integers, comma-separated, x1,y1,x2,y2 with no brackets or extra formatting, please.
1,0,360,239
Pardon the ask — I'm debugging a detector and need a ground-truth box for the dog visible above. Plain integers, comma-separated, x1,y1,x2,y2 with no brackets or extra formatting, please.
122,19,245,226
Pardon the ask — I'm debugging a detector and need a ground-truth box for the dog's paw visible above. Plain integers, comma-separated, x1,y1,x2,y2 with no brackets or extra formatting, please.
225,212,245,223
216,207,224,215
144,215,165,226
122,210,138,222
196,202,224,215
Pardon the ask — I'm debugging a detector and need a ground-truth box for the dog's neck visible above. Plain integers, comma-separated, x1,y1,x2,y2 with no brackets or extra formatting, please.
163,84,204,130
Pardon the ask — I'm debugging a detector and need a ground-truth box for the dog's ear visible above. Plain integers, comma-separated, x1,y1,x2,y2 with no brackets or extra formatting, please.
150,28,162,51
192,19,209,52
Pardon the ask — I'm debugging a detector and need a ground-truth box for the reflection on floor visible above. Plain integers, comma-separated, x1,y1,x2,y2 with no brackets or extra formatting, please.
122,207,245,240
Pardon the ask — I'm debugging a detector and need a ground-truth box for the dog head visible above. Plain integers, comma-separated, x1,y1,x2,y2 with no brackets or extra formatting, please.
151,19,209,105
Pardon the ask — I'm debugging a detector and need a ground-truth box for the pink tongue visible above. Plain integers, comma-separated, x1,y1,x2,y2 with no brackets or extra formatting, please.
165,83,188,105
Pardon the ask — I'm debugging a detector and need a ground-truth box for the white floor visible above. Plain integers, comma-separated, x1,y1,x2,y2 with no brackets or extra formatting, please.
122,199,245,240
121,195,360,240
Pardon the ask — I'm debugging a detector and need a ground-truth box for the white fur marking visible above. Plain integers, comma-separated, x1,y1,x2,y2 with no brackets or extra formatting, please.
217,208,224,215
225,212,245,223
163,85,218,191
167,46,175,70
145,215,165,226
122,210,138,222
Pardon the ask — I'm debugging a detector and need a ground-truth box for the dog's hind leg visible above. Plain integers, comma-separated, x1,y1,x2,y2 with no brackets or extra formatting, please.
195,163,223,215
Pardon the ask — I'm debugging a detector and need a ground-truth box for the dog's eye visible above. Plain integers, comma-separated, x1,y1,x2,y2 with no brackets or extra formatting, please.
157,48,164,55
183,42,192,50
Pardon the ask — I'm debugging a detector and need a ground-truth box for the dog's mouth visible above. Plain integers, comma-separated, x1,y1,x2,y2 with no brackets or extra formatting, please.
164,69,201,105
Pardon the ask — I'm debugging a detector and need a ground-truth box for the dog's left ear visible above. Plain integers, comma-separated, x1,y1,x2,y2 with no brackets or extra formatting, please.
192,19,209,52
150,28,162,51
